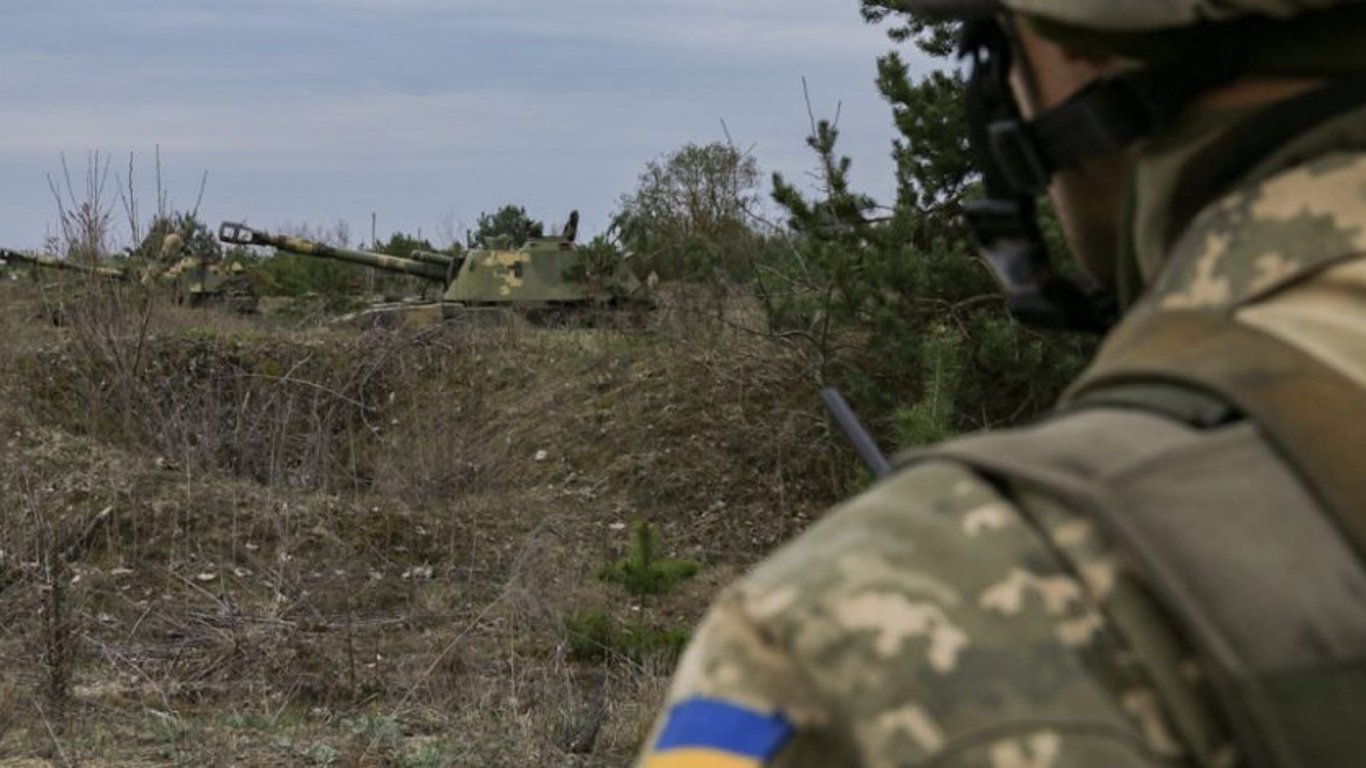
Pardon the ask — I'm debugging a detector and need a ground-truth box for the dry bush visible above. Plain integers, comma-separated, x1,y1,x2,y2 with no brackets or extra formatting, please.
0,274,846,765
20,316,409,493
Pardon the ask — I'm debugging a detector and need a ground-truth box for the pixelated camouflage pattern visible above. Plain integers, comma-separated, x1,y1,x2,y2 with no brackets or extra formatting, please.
445,234,643,304
1238,258,1366,388
1148,152,1366,314
640,462,1219,768
639,75,1366,768
633,13,1366,763
640,149,1366,762
1108,99,1366,410
896,0,1363,30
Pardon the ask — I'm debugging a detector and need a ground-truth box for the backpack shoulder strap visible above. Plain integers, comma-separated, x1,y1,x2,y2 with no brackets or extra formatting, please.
1067,309,1366,559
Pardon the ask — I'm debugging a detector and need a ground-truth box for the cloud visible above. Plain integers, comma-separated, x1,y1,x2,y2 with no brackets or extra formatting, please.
0,0,928,247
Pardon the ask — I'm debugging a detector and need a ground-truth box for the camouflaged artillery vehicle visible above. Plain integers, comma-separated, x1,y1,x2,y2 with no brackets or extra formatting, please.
1,247,132,325
138,231,258,312
218,211,650,326
0,247,129,281
0,243,258,313
154,253,258,312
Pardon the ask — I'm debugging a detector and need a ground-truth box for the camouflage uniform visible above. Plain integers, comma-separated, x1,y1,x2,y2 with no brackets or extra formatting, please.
637,2,1366,767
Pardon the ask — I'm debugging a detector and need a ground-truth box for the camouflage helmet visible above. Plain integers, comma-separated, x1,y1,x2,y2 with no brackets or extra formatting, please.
894,0,1366,73
899,0,1366,332
894,0,1360,29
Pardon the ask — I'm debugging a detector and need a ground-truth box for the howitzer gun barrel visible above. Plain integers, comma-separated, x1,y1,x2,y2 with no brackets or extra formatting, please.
407,250,458,268
218,222,450,283
0,248,127,280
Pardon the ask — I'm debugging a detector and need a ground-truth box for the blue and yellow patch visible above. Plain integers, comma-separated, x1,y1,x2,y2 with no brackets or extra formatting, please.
643,698,793,768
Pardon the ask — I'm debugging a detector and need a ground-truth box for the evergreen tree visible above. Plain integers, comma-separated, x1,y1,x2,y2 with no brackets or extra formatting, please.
469,205,543,248
130,211,220,264
253,221,365,300
374,231,436,258
766,11,1094,448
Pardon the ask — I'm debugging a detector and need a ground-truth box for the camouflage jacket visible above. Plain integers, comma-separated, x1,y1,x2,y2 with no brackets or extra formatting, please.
635,101,1366,766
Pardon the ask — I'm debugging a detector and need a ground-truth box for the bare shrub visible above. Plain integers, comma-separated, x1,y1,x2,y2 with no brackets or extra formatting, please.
0,255,838,765
46,151,116,264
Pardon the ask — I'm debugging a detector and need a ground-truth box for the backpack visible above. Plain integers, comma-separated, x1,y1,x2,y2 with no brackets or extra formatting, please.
904,309,1366,767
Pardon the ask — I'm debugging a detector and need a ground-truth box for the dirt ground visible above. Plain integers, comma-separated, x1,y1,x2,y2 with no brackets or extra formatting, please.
0,280,844,767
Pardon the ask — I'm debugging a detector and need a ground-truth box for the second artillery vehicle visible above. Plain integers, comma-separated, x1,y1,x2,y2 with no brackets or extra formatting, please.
1,248,128,281
218,211,650,326
0,244,258,313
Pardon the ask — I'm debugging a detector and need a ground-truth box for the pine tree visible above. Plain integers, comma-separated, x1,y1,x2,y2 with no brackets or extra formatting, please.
765,11,1094,448
469,205,544,248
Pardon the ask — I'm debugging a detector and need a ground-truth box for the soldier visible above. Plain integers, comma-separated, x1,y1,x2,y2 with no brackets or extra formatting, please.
637,2,1366,766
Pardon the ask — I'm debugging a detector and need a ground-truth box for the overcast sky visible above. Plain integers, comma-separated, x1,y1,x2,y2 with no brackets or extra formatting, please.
1,0,932,251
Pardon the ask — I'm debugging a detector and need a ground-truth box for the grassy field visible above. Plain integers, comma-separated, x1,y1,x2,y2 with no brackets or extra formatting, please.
0,279,846,767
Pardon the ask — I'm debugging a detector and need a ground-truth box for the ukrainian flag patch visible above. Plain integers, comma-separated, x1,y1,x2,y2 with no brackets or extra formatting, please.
643,697,793,768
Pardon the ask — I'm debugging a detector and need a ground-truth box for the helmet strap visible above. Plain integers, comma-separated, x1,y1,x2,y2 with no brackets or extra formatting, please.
957,20,1242,333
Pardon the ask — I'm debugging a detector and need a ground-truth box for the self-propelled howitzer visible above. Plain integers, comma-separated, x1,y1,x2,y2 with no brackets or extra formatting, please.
0,248,128,280
219,212,649,325
2,246,258,313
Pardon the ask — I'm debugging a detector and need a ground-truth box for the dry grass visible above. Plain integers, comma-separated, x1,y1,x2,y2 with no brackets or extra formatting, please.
0,279,844,766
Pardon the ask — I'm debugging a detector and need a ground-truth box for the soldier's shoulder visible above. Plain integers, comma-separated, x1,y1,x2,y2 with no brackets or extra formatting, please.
1153,150,1366,312
726,453,1032,639
742,459,1017,592
676,457,1183,765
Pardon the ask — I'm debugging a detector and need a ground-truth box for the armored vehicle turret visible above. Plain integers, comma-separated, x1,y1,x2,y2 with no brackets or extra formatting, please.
219,211,649,325
155,256,259,312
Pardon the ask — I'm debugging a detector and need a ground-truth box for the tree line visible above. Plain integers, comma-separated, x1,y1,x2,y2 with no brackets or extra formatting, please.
19,5,1090,451
606,8,1093,449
